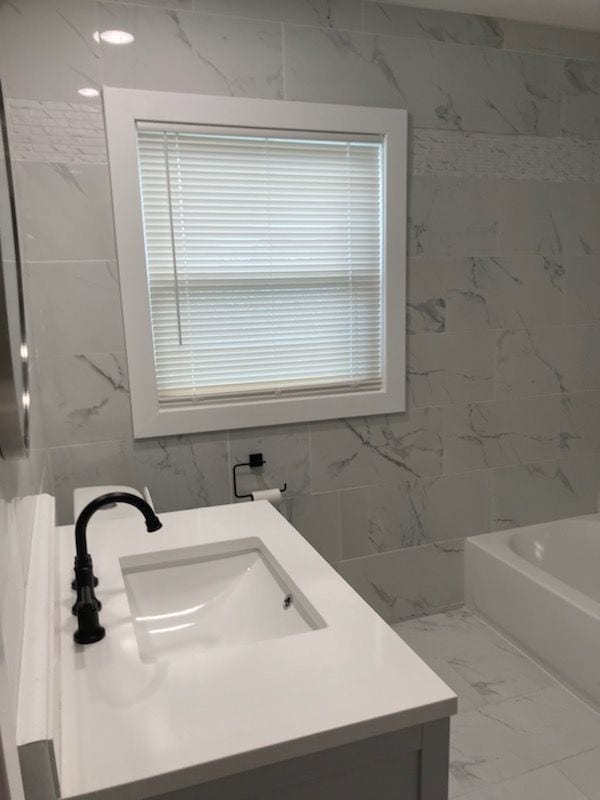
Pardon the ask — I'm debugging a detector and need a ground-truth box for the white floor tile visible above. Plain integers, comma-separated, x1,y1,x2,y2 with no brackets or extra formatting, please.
394,607,600,799
394,608,498,660
459,765,589,800
450,706,545,795
557,747,600,800
396,608,554,711
436,645,554,709
427,657,491,714
450,686,600,794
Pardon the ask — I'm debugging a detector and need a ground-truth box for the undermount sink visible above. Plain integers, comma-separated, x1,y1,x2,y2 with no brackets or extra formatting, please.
121,538,324,662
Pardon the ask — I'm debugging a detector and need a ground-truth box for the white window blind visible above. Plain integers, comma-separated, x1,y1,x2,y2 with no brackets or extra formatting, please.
136,124,384,405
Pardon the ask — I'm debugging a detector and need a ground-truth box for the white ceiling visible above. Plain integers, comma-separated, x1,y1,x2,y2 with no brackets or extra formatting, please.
385,0,600,32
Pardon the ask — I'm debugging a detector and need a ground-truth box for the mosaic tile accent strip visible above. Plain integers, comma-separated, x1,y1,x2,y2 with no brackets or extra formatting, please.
6,99,107,165
412,128,600,183
8,99,600,183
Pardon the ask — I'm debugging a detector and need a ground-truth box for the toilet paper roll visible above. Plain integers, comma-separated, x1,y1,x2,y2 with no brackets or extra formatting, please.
251,488,282,506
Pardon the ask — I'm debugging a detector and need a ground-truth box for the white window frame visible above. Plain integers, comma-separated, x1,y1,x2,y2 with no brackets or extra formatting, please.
103,87,407,438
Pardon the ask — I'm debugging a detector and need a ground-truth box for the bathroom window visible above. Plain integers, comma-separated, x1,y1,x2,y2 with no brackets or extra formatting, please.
105,89,406,436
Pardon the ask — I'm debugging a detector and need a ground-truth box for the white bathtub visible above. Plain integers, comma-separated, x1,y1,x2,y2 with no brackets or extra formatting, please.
465,513,600,708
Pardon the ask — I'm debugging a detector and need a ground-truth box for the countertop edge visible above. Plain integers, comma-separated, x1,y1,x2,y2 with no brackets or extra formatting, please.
62,697,456,800
16,493,57,748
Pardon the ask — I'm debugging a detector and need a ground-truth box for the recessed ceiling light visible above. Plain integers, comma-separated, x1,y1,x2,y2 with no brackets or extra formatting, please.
98,29,134,45
78,87,100,98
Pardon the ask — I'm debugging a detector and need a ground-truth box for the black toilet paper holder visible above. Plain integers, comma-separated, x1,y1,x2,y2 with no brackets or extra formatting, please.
233,452,287,500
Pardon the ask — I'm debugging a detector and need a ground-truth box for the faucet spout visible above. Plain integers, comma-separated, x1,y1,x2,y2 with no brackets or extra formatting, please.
72,492,162,645
75,491,162,562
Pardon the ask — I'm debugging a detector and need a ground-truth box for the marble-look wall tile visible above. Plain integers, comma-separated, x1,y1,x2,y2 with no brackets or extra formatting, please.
496,325,600,398
39,352,132,447
229,424,310,498
310,409,444,492
407,256,447,334
446,256,565,331
99,3,283,97
131,433,230,512
106,0,193,8
26,261,125,358
434,45,564,136
560,391,600,456
407,330,495,408
193,0,363,30
445,397,561,474
492,453,600,529
562,60,600,139
364,5,600,63
408,177,498,256
364,3,503,47
337,538,464,623
283,26,441,121
50,440,136,525
562,256,600,324
340,470,492,557
290,11,565,136
0,0,100,102
284,25,564,135
280,492,341,563
500,20,600,62
50,433,231,523
498,181,600,256
13,162,115,261
9,0,600,617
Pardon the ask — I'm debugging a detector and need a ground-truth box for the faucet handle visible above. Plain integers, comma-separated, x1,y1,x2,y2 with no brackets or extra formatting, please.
74,586,105,645
71,553,99,591
143,486,155,511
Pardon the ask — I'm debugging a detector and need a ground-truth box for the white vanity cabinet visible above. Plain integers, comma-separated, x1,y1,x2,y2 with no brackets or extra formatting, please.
142,720,450,800
18,501,455,800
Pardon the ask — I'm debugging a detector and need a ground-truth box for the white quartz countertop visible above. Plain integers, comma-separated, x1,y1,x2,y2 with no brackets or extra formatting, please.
55,501,456,800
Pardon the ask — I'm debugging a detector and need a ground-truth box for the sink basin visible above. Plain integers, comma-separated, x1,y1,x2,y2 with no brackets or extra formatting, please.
121,538,324,662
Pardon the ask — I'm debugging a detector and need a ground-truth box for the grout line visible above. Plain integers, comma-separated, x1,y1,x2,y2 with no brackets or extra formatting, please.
335,489,343,562
338,535,466,565
470,609,600,716
453,760,595,800
306,420,314,495
25,259,114,265
95,0,600,69
396,607,600,798
225,429,233,504
280,22,287,101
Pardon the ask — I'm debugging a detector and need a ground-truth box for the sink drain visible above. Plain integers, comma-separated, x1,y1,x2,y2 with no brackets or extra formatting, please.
283,594,293,609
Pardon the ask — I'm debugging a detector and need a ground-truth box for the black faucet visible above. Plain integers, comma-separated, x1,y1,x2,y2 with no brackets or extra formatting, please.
72,492,162,645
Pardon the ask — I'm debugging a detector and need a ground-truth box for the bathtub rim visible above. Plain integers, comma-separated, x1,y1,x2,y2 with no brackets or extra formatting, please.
466,512,600,621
